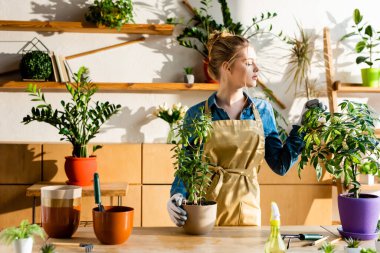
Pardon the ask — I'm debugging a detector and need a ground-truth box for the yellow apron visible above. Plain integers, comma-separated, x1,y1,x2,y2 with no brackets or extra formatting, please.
204,99,265,226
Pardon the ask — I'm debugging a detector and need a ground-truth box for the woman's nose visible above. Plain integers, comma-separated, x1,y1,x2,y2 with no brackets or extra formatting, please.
253,62,259,73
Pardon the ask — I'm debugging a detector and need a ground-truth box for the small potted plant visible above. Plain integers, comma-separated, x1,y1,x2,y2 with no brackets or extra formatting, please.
299,100,380,238
0,220,45,253
320,242,335,253
341,9,380,87
22,66,121,186
360,249,376,253
183,67,194,85
40,244,56,253
85,0,134,31
153,102,188,144
344,237,361,253
172,106,216,235
20,51,53,81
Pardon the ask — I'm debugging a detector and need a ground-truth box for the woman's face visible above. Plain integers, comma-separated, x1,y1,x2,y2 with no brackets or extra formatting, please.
227,46,259,88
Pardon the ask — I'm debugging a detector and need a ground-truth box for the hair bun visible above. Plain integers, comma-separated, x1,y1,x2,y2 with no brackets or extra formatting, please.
207,30,234,55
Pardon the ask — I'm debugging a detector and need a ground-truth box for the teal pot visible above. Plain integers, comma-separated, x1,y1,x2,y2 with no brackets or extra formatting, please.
361,68,380,87
182,201,217,235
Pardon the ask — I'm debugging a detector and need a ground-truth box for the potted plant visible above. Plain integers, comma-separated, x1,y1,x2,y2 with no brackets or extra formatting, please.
22,66,121,186
85,0,134,31
341,9,380,87
172,106,216,235
320,242,336,253
171,0,280,83
0,220,45,253
298,100,380,238
183,67,194,85
344,237,361,253
40,244,56,253
20,51,53,81
360,249,376,253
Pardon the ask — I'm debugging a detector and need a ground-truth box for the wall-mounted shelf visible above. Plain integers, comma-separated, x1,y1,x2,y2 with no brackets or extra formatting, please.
0,81,219,92
334,81,380,93
0,20,174,35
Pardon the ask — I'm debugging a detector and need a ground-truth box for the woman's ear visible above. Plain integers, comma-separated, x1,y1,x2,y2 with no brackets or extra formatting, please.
221,61,230,73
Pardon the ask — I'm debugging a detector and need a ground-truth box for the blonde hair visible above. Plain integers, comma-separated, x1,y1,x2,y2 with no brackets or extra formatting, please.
206,30,249,80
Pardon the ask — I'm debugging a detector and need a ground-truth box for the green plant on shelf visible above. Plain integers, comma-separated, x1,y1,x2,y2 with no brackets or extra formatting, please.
20,51,53,81
345,237,360,248
184,67,193,75
360,248,376,253
320,242,335,253
85,0,134,30
40,243,56,253
22,66,122,158
341,8,380,68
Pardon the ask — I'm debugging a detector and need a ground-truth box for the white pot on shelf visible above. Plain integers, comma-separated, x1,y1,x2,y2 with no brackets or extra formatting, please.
344,246,362,253
359,174,375,185
184,74,194,84
13,237,33,253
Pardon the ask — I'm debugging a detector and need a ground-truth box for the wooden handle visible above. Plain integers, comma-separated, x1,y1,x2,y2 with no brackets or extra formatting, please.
53,242,80,247
66,36,145,60
182,0,196,15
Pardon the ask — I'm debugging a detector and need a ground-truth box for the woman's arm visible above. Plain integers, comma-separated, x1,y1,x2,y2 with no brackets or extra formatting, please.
259,101,305,175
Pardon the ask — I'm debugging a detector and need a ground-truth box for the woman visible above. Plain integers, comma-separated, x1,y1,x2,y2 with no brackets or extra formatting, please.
167,31,323,226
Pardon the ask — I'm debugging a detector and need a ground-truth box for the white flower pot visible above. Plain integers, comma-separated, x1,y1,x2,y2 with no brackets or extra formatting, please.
184,74,194,84
13,237,33,253
375,240,380,252
344,246,362,253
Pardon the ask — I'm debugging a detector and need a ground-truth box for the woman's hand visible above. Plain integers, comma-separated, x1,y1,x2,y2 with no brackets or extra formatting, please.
298,99,327,125
167,193,187,227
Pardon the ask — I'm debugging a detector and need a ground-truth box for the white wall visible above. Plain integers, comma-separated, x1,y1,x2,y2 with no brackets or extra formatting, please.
0,0,379,143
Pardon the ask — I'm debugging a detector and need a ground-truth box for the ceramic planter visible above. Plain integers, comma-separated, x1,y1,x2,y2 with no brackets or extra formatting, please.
184,74,194,84
93,206,134,245
338,193,380,235
41,185,82,238
344,246,362,253
13,237,33,253
182,201,217,235
64,156,97,186
361,68,380,87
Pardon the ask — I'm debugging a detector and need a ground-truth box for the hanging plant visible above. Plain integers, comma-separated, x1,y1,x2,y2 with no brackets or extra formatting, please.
19,51,53,80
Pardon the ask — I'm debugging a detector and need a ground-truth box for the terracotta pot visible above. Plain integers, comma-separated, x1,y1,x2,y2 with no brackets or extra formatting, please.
182,201,217,235
93,206,134,245
64,156,97,186
41,185,82,238
202,59,218,84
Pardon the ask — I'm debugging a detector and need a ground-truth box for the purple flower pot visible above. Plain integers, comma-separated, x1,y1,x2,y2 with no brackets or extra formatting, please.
338,193,380,234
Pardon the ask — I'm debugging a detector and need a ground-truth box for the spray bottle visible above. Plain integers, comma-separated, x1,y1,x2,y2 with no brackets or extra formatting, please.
264,202,286,253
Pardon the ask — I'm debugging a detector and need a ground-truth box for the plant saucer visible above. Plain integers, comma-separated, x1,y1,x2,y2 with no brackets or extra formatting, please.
337,226,378,240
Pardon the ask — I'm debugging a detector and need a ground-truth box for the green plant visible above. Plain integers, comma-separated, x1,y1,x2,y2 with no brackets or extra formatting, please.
20,51,53,80
40,243,56,253
172,107,213,204
341,9,380,68
85,0,134,30
0,220,44,245
298,100,380,199
286,23,319,99
22,66,121,158
360,248,376,253
175,0,280,59
184,67,193,75
320,242,335,253
345,237,360,248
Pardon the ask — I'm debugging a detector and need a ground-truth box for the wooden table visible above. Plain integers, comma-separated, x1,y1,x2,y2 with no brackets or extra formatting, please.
26,182,129,223
1,226,377,252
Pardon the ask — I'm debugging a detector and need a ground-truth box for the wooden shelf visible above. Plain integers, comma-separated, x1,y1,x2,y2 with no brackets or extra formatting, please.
376,129,380,138
0,81,219,92
0,20,174,35
334,81,380,93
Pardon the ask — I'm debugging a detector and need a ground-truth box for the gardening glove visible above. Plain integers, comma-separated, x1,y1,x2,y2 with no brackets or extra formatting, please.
298,99,327,125
167,193,187,227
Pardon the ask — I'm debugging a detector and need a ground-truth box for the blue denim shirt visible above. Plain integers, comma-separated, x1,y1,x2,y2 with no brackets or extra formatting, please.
170,92,305,197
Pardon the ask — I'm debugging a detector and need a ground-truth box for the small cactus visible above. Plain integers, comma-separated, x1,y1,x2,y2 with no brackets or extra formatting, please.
40,243,56,253
320,242,335,253
345,237,360,248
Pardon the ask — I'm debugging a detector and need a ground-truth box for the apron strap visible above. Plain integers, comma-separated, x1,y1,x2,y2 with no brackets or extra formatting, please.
205,99,211,115
250,102,263,126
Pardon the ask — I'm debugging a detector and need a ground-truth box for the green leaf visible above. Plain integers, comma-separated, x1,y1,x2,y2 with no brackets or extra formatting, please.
353,9,362,25
355,41,366,53
356,56,369,64
365,25,373,37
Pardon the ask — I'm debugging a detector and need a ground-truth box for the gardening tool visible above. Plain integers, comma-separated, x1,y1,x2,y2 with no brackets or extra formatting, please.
281,233,325,249
53,242,94,252
94,173,104,212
